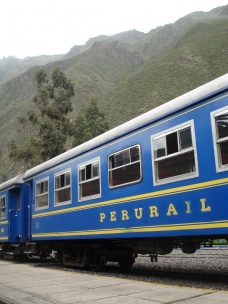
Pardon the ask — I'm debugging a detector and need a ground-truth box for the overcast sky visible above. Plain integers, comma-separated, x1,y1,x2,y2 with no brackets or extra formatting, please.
1,0,227,59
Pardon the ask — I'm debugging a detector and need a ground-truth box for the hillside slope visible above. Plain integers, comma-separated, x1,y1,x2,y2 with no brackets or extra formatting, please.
104,16,228,126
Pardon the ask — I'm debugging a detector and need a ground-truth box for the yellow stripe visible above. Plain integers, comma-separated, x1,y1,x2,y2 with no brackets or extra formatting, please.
33,177,228,218
0,221,8,225
32,220,228,238
0,237,8,240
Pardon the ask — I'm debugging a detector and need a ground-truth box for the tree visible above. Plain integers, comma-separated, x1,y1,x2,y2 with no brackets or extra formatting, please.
9,67,74,168
73,97,109,147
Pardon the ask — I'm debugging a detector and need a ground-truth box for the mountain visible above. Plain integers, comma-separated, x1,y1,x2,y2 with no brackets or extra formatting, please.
0,55,64,84
103,9,228,126
64,30,145,60
0,5,228,181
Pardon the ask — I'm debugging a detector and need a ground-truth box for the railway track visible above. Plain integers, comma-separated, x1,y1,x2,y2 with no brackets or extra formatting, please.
1,249,227,291
24,249,228,291
102,251,228,290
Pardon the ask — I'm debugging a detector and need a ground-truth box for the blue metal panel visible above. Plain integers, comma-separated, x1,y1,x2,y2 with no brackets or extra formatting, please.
29,88,228,242
31,179,228,241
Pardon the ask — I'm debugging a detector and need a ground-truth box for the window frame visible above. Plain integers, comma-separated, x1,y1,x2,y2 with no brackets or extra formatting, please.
151,120,199,185
35,178,49,211
54,169,72,207
211,106,228,172
0,195,6,219
78,157,101,202
108,144,142,189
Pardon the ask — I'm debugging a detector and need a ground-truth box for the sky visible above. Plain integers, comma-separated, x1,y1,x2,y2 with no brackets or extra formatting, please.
1,0,227,59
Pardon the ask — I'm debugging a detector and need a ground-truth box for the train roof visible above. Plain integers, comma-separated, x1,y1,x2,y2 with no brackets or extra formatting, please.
0,174,24,191
24,73,228,181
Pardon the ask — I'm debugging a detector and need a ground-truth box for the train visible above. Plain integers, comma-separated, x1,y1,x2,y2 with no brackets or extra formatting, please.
0,74,228,270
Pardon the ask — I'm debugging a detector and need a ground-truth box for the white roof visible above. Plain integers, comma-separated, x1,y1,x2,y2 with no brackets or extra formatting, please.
0,174,24,191
24,73,228,180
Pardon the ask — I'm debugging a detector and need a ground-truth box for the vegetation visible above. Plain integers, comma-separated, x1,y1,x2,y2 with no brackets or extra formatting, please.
9,67,74,168
72,97,109,147
213,239,228,246
8,68,110,171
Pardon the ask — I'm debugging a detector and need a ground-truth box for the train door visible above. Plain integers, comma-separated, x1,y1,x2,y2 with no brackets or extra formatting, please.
8,188,22,242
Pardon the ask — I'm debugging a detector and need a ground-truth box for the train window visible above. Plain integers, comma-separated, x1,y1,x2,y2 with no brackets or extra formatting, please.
109,145,142,188
35,179,49,210
211,107,228,172
78,158,101,201
55,170,71,206
0,196,6,219
152,121,198,184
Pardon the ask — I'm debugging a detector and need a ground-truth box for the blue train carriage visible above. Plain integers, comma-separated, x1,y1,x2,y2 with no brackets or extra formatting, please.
23,73,228,270
0,174,29,258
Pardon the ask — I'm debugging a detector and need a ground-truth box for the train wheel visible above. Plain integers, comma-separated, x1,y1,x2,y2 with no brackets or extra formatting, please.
92,251,106,271
26,253,34,260
118,255,135,269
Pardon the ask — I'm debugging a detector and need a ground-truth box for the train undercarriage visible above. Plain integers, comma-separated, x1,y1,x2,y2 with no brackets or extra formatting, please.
0,236,225,271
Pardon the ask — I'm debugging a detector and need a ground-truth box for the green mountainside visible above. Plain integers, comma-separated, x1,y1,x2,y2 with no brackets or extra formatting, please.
104,16,228,126
64,30,144,60
0,54,64,84
0,5,228,181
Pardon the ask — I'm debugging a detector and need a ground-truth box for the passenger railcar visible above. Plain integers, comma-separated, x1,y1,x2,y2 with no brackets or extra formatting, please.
1,74,228,270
